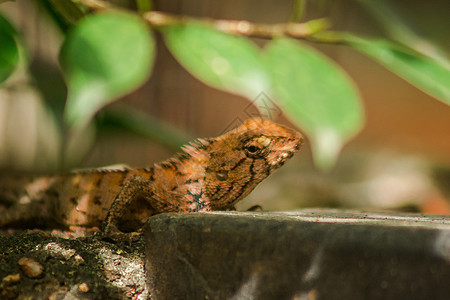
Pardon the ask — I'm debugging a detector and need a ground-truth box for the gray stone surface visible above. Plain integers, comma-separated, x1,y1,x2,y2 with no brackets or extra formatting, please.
145,210,450,300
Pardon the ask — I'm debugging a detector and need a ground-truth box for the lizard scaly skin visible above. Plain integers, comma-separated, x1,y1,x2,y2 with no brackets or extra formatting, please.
0,118,303,239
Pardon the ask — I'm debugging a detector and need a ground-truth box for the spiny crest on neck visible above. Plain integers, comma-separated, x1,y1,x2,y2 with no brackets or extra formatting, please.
154,137,213,170
180,138,211,154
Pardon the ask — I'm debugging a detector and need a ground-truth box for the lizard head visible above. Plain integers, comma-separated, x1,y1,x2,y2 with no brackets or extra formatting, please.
201,118,303,209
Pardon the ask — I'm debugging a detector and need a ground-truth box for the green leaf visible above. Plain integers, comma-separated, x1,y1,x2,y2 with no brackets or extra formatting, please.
61,12,155,128
0,14,19,83
265,38,364,170
345,35,450,105
163,22,270,99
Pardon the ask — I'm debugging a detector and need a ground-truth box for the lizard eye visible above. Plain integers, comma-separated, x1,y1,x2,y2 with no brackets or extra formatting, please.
244,136,271,157
216,170,228,181
246,145,259,154
244,144,264,157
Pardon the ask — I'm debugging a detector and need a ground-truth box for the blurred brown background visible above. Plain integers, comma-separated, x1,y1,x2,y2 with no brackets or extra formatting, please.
1,0,449,213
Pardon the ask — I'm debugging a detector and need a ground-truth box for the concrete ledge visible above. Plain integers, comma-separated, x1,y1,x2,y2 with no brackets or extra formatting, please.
144,210,450,300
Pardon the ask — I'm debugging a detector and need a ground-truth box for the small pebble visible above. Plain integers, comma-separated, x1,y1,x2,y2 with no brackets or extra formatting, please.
78,282,89,293
2,273,20,284
74,254,85,265
18,257,44,278
43,242,76,260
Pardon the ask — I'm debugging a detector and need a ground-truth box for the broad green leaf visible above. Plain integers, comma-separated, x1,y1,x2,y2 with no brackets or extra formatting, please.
163,22,270,99
265,38,364,170
0,14,19,83
61,12,155,128
345,35,450,105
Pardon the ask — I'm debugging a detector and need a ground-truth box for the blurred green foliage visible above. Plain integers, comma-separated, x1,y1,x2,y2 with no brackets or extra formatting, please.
0,0,448,171
61,11,155,129
0,14,19,83
265,38,364,170
164,23,270,101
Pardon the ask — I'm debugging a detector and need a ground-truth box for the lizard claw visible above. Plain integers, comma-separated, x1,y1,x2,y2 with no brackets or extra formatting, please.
101,226,142,243
246,205,263,212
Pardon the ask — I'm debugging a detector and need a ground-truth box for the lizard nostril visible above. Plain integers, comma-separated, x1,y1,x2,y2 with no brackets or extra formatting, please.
216,170,228,181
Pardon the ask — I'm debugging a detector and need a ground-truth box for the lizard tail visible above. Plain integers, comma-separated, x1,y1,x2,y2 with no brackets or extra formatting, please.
0,201,55,229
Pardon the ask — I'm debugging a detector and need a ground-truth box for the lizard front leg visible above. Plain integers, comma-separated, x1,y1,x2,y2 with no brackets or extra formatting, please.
102,174,179,241
102,174,152,241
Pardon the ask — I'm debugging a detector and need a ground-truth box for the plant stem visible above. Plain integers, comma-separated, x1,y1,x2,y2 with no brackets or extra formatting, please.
290,0,306,22
73,0,331,40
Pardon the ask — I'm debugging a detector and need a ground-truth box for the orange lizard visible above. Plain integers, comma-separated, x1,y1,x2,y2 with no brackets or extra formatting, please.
0,118,303,240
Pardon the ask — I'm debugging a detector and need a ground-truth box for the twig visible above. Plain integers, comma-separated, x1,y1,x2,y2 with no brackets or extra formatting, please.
144,11,330,39
75,0,112,10
75,0,331,40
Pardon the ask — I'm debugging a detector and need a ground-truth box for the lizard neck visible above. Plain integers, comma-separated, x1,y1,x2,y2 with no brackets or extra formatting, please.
149,140,214,212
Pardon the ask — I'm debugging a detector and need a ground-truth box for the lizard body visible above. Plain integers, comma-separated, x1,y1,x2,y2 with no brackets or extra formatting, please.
0,118,302,238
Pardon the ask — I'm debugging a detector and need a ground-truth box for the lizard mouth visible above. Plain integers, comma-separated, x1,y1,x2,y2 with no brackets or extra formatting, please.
270,135,304,170
270,149,300,170
271,151,294,169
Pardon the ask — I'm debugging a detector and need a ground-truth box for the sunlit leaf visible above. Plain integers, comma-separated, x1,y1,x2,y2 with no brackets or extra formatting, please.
0,14,19,83
61,12,155,128
265,38,364,170
163,22,270,99
345,35,450,105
